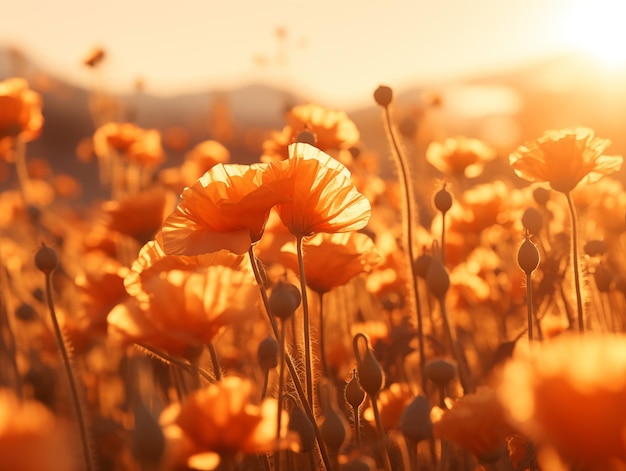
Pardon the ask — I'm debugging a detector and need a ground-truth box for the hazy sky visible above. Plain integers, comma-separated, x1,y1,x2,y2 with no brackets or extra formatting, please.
2,0,624,107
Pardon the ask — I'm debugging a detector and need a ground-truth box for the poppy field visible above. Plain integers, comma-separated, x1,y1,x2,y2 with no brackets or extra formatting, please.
1,50,626,471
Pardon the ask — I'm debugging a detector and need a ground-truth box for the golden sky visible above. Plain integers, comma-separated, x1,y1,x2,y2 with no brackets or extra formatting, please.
2,0,626,107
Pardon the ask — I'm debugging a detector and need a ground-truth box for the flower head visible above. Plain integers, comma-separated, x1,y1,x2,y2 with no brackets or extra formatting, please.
426,136,495,178
0,78,43,158
93,122,165,167
509,127,622,193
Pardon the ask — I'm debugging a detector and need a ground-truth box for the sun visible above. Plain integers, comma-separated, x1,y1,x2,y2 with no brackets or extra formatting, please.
559,2,626,67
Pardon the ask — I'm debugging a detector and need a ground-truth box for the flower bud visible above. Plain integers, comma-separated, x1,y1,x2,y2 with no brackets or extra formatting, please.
345,369,365,410
15,303,37,322
296,130,316,146
424,358,457,388
373,85,393,107
413,251,432,279
521,207,543,235
532,187,550,206
34,244,58,275
517,238,540,275
288,405,316,453
269,282,301,320
426,257,449,299
355,341,385,396
257,335,279,370
584,239,608,257
434,186,452,214
398,395,433,443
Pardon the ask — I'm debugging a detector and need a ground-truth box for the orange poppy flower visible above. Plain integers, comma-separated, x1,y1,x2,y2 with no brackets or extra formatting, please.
160,376,298,469
0,78,43,158
0,388,76,471
261,103,359,161
265,143,371,237
509,127,623,193
363,383,413,431
431,387,512,462
280,231,380,293
426,136,495,178
93,122,165,167
161,163,291,255
498,333,626,466
107,265,258,357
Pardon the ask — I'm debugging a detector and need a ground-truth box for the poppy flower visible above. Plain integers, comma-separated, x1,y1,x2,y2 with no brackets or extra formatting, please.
107,265,258,357
363,383,413,431
426,136,495,178
93,122,165,168
0,388,76,471
431,387,512,462
0,78,43,158
509,127,622,194
159,376,298,469
279,231,380,293
497,333,626,466
265,142,371,237
161,163,291,255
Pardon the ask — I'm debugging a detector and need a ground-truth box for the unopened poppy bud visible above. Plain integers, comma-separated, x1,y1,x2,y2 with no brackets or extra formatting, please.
35,244,58,274
521,207,543,235
426,257,449,299
594,263,612,292
517,238,540,275
356,346,385,396
131,401,165,467
269,282,301,320
348,146,361,159
257,335,279,370
398,395,433,443
424,358,457,388
434,186,452,213
532,187,550,206
413,252,432,279
319,379,350,453
15,303,37,322
374,85,393,107
296,130,316,146
584,239,608,257
288,405,316,453
345,369,365,409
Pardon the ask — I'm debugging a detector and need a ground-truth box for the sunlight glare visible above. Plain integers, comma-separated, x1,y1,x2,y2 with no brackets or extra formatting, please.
560,2,626,67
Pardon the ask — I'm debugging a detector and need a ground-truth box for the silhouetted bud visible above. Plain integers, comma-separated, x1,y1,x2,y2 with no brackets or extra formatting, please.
521,207,543,235
434,186,453,213
413,252,432,279
426,257,449,299
296,130,316,146
354,335,385,396
34,244,58,275
373,85,393,107
398,395,433,443
345,369,365,410
584,239,608,257
269,282,301,320
257,335,279,370
15,303,37,322
517,238,540,275
594,263,612,292
348,146,361,159
424,358,457,388
289,406,316,453
532,187,550,206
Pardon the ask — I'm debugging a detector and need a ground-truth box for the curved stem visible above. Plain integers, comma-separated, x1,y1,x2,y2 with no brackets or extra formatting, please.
565,192,585,333
248,247,331,471
296,235,314,407
44,270,95,471
382,105,427,395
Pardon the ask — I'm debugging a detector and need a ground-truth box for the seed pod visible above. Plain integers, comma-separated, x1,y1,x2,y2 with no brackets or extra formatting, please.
434,186,452,214
517,238,540,275
398,395,433,443
424,358,457,388
288,405,316,453
34,244,58,274
426,257,449,299
257,335,279,370
296,130,316,146
269,282,301,320
353,334,385,396
345,369,365,410
521,207,543,235
413,252,432,279
373,85,393,107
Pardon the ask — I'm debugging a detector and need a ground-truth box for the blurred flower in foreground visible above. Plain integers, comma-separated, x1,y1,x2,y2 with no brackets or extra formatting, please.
108,265,258,357
431,386,511,462
498,333,626,467
509,127,622,193
160,377,298,470
0,389,75,471
266,142,371,237
279,231,380,293
93,122,165,168
426,136,495,178
0,78,43,158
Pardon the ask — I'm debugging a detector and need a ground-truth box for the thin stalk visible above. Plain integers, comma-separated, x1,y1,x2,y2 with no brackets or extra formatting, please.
135,343,215,383
381,104,427,395
296,235,314,407
275,319,286,471
565,192,585,333
13,137,30,204
438,296,471,394
370,394,393,471
248,247,331,471
318,292,329,378
406,437,418,471
207,341,222,381
526,272,534,342
43,270,95,471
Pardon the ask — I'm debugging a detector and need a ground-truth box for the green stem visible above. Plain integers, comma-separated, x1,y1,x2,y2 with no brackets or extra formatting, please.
44,270,95,471
382,105,427,395
296,235,314,407
565,192,584,333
